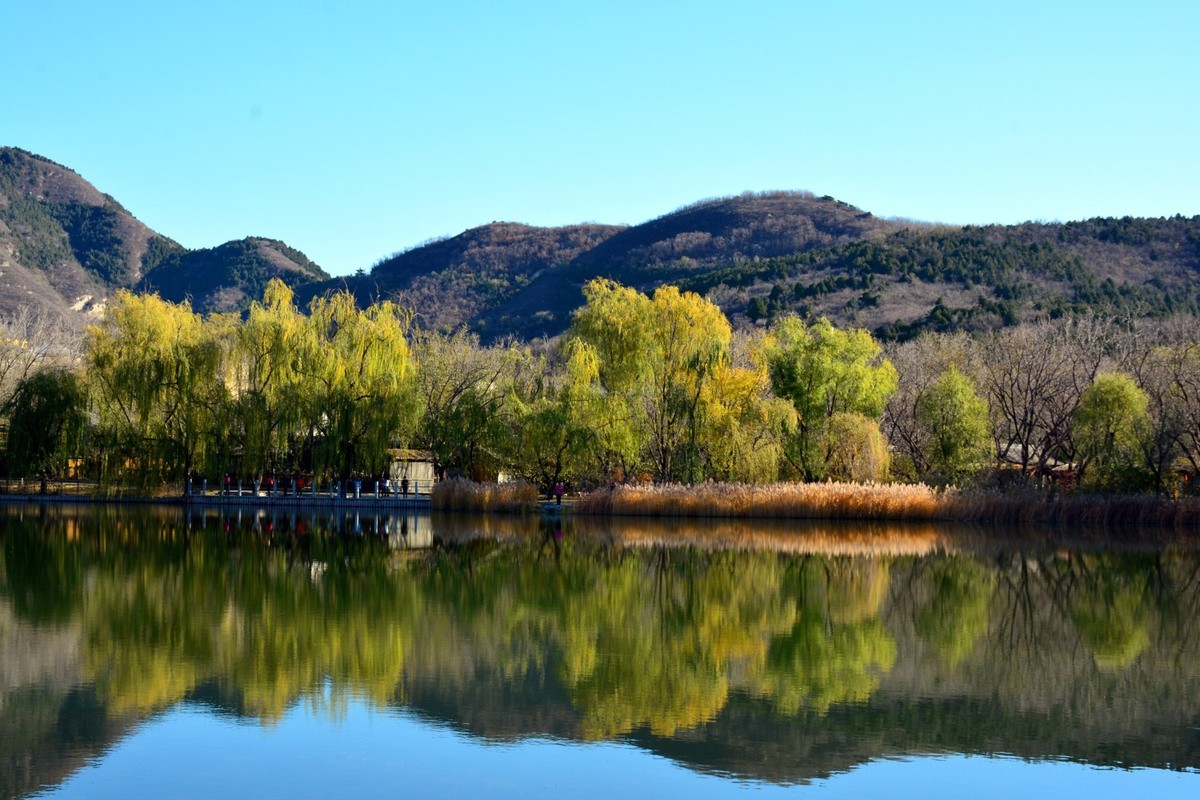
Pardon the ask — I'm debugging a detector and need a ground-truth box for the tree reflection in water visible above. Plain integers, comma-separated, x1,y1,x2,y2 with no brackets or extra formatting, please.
2,504,1200,792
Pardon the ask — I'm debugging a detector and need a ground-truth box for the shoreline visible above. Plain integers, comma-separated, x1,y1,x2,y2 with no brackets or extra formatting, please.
0,491,432,510
9,480,1200,534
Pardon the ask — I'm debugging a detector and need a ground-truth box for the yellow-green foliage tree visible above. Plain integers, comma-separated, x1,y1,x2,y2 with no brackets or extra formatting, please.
1073,371,1151,492
87,291,227,485
297,291,420,482
228,279,308,478
915,367,993,484
506,340,616,490
822,411,890,483
85,283,420,486
567,279,786,483
696,340,796,483
569,280,727,481
766,316,898,481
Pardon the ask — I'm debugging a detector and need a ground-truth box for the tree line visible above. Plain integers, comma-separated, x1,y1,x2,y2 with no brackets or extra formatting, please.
4,278,1200,494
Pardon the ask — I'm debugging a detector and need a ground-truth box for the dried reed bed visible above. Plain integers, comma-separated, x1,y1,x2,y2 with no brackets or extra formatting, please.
430,478,539,513
573,482,1200,533
573,481,950,521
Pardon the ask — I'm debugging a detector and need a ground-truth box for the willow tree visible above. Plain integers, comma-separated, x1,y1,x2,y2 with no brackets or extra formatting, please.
296,291,419,482
562,283,648,480
229,279,307,477
695,333,795,483
766,316,897,481
568,280,740,482
1073,371,1150,492
915,367,993,484
566,337,643,482
87,292,226,485
508,334,656,489
4,368,88,485
821,412,890,483
639,284,733,481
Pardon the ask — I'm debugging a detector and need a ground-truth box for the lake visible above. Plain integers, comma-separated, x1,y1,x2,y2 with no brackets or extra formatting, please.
2,504,1198,798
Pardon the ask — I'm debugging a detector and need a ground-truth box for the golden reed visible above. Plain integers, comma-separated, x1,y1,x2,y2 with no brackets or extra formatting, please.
573,481,947,520
430,477,539,513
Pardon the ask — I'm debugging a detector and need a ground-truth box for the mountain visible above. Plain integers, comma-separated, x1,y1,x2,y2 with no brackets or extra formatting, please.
473,192,904,339
5,146,1199,342
0,147,326,324
363,192,1200,342
676,215,1200,340
310,192,903,340
296,221,626,332
0,147,176,321
138,237,327,313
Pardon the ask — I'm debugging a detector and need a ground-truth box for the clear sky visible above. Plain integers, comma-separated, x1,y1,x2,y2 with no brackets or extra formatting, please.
3,1,1197,277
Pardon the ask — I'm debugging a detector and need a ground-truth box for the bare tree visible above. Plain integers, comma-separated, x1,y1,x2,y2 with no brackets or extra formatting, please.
1103,318,1200,493
883,332,975,480
0,307,82,410
410,328,522,480
969,317,1112,478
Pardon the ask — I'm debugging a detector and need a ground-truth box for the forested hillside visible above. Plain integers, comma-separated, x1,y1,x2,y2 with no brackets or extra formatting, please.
138,237,328,313
472,192,904,340
0,148,175,320
681,217,1200,340
0,147,325,322
296,221,624,331
4,146,1199,345
349,191,1200,343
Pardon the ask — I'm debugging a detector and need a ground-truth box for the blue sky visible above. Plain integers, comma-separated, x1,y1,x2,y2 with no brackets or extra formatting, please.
3,1,1197,276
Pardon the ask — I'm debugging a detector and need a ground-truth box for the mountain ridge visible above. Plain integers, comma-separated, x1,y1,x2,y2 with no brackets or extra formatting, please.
0,147,327,323
4,146,1198,343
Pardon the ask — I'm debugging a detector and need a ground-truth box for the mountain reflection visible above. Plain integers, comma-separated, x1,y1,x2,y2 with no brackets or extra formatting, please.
2,504,1199,796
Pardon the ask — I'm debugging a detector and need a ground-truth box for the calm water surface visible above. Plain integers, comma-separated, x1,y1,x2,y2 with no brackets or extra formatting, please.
2,504,1198,798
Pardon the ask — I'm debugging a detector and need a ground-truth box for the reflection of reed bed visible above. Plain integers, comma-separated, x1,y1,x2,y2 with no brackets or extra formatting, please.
574,482,948,520
431,511,542,543
948,492,1200,535
430,478,538,513
570,515,953,556
560,515,1200,555
574,482,1200,533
